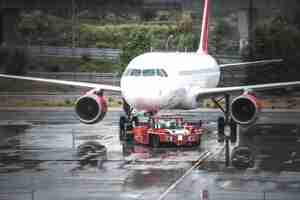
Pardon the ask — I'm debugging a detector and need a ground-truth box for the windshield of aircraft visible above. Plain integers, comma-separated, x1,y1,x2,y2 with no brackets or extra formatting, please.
156,118,183,129
143,69,155,76
124,69,168,77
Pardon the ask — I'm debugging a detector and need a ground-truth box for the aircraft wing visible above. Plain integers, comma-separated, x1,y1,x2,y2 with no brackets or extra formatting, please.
220,59,283,68
0,73,121,92
196,81,300,97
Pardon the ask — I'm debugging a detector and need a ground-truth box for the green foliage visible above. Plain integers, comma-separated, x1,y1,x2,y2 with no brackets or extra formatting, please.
245,15,300,84
209,19,233,55
175,33,198,51
255,15,300,59
120,30,152,71
176,12,193,33
18,12,69,46
18,12,177,49
81,24,176,49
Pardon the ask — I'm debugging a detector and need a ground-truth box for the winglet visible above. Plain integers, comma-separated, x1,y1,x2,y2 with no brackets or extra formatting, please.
197,0,210,54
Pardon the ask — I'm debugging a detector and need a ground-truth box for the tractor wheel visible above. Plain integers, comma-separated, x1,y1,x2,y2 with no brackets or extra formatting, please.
150,135,160,148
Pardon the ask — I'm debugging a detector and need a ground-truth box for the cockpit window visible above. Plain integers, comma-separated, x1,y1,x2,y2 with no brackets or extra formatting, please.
131,69,141,76
124,69,132,76
124,68,168,77
158,119,182,129
156,69,168,77
142,69,156,77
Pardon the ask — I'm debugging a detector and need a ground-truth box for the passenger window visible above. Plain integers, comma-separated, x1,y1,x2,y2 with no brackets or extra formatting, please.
131,69,141,76
142,69,155,77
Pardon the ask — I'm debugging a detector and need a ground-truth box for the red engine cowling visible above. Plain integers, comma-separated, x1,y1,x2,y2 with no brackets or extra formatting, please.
231,93,261,125
75,89,107,124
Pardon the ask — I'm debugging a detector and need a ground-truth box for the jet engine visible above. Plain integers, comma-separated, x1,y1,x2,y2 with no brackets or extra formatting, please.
75,89,107,124
231,93,261,125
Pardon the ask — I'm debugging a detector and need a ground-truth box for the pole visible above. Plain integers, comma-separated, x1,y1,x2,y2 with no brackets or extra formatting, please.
225,94,230,167
249,0,254,58
225,134,230,167
72,0,76,48
165,34,173,51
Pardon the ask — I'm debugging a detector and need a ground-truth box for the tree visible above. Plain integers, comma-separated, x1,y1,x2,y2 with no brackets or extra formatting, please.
120,30,152,72
209,19,231,55
255,15,300,59
246,15,300,85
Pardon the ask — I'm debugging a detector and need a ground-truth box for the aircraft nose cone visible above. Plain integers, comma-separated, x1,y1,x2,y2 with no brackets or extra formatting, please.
123,81,160,111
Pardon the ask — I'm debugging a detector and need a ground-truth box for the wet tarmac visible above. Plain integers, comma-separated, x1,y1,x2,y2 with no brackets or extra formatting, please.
0,108,300,200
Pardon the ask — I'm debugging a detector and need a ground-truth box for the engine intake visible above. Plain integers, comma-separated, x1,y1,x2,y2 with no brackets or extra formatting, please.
231,93,261,125
75,90,107,124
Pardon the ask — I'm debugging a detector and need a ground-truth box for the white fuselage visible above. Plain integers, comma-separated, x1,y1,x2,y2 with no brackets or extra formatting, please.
120,52,220,112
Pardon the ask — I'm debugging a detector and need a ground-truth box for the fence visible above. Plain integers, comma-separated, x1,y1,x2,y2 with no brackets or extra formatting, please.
27,72,121,86
24,46,121,61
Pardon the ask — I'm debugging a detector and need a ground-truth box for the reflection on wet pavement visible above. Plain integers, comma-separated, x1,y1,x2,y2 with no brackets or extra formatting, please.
1,109,300,199
0,109,217,200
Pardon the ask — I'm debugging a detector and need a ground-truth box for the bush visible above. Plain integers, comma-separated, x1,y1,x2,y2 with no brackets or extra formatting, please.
175,33,198,51
254,15,300,59
176,12,193,33
244,15,300,84
209,19,233,55
120,30,152,71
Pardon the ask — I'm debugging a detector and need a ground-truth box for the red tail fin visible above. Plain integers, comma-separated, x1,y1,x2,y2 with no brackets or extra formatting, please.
197,0,210,54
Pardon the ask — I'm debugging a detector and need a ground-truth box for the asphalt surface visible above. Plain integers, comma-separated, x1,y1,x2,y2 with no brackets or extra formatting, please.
0,108,300,200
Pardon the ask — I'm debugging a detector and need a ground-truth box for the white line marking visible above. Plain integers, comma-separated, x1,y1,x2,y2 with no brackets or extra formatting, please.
157,151,211,200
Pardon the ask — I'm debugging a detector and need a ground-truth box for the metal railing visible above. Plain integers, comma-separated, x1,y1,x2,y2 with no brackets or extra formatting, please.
24,46,121,61
27,72,121,86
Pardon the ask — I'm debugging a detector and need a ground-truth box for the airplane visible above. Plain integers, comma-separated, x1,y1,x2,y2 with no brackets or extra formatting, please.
0,0,299,134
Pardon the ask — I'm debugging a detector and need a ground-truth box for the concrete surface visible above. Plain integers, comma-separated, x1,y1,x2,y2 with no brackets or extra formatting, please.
0,108,300,200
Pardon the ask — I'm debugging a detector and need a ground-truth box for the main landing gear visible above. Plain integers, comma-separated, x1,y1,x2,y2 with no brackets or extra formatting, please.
212,94,237,167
